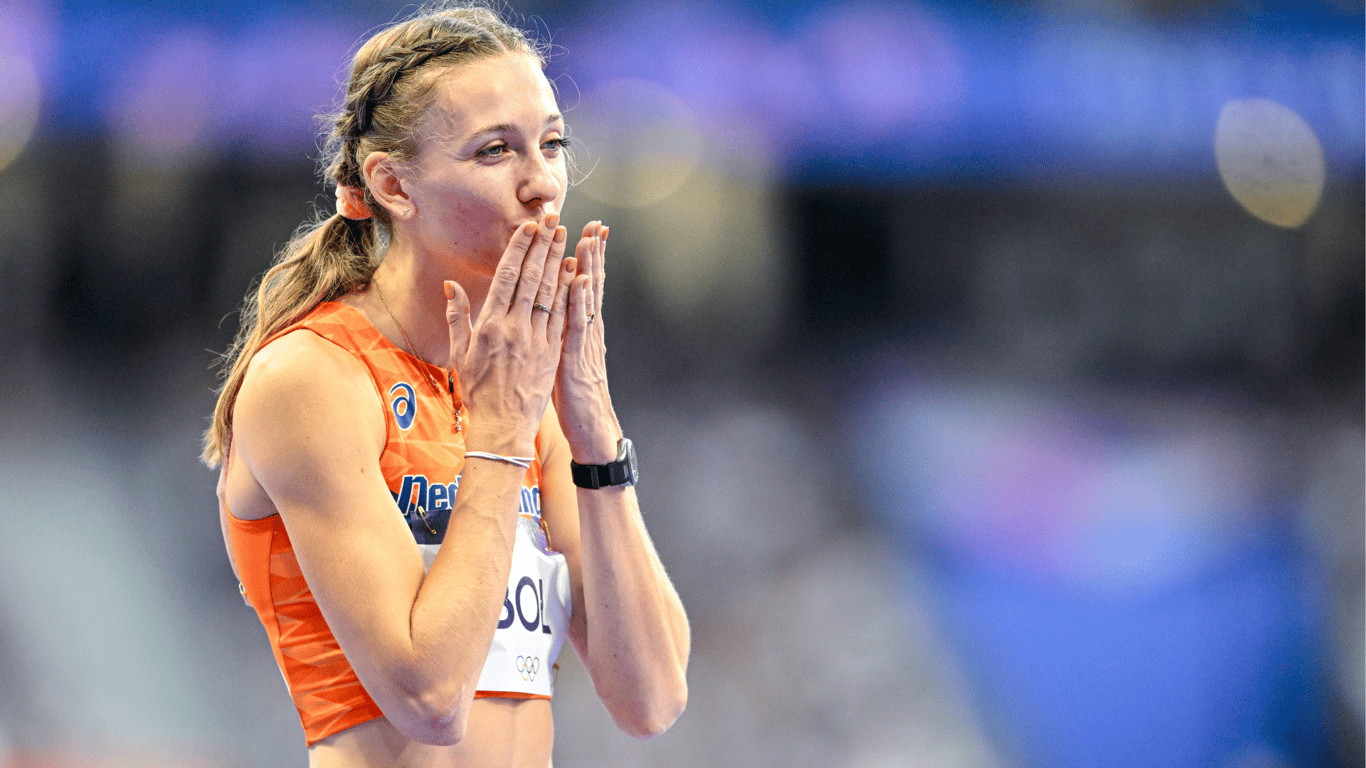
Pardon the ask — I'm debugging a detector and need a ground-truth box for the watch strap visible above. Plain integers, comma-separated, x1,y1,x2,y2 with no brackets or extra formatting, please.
570,460,630,489
569,438,636,489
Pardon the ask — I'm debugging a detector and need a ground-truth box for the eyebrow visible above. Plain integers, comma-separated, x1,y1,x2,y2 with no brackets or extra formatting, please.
466,114,564,141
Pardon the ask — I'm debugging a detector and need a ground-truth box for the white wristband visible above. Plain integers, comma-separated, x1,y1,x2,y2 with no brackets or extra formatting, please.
465,451,534,469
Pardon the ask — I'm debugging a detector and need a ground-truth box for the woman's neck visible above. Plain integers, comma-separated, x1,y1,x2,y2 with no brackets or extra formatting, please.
357,241,492,369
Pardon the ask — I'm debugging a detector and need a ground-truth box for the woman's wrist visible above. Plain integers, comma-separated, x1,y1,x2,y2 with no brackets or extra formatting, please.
564,420,622,464
465,451,534,469
462,422,537,459
556,383,617,445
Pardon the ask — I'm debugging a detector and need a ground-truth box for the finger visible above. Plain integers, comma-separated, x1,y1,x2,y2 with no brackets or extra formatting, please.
578,220,598,247
571,229,596,324
563,272,591,348
594,225,608,318
512,212,559,313
532,225,568,327
547,255,576,344
574,222,600,321
444,279,473,371
572,225,596,282
487,221,538,317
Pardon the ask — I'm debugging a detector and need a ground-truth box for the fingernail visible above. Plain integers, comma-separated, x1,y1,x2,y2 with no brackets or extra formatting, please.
554,226,567,243
521,222,536,237
602,226,610,240
443,280,455,300
545,212,560,229
564,257,576,273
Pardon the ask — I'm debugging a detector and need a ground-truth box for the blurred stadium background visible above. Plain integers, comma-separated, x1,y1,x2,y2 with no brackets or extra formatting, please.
0,0,1361,766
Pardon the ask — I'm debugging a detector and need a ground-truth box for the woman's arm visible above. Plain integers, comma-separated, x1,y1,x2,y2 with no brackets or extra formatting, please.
229,217,574,746
233,337,526,744
544,222,690,737
538,412,691,738
216,465,239,588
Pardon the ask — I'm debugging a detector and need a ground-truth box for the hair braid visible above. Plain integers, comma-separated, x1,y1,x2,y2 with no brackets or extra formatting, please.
202,2,543,467
351,34,487,136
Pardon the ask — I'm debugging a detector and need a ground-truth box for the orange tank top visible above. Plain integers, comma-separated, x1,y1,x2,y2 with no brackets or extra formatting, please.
226,301,570,746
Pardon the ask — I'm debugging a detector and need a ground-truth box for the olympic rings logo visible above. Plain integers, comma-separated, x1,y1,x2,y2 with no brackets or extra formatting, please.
516,655,540,682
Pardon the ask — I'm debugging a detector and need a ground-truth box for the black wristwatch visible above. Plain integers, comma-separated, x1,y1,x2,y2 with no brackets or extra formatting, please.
570,438,638,489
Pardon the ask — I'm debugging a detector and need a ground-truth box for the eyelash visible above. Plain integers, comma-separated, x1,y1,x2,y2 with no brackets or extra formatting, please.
477,138,571,158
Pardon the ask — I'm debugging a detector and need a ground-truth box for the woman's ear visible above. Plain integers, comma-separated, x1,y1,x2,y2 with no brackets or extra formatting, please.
362,151,413,220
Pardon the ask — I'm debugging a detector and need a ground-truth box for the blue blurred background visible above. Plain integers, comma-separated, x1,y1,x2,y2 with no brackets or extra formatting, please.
0,0,1360,766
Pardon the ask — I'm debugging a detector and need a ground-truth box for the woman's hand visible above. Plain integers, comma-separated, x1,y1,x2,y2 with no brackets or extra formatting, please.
554,221,621,463
445,212,576,455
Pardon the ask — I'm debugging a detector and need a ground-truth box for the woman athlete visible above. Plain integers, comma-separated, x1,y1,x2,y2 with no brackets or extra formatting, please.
202,5,689,765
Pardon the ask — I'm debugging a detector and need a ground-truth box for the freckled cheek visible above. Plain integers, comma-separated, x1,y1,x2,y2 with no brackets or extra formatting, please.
428,188,512,251
439,209,502,252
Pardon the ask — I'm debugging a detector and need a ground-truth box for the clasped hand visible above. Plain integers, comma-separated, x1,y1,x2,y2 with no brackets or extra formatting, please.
443,213,614,459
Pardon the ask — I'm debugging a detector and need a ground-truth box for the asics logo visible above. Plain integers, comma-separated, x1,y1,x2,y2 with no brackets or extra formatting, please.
389,382,416,430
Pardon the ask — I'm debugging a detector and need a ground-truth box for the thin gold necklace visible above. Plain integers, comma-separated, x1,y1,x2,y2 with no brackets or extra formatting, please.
373,281,462,432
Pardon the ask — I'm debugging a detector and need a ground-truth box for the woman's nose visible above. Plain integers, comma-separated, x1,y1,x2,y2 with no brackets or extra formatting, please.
520,152,562,209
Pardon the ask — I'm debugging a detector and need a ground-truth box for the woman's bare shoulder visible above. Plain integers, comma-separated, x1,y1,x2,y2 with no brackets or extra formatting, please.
234,328,386,479
246,327,366,390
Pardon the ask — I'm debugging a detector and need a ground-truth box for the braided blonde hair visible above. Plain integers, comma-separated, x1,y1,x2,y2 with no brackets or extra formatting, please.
202,2,543,467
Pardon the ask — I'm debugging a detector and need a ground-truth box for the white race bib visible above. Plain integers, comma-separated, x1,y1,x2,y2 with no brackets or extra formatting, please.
418,489,571,697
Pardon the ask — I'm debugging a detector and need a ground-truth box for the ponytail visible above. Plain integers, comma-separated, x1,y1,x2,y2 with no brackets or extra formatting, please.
202,1,541,468
201,213,377,467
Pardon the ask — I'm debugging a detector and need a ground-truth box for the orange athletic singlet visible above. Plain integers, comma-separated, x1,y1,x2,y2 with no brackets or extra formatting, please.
226,301,572,746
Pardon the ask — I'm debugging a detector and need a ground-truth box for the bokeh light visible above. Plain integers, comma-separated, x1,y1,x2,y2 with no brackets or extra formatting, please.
0,1,1359,766
799,1,961,136
0,53,39,172
1216,99,1326,229
606,153,785,346
107,28,219,160
569,78,703,208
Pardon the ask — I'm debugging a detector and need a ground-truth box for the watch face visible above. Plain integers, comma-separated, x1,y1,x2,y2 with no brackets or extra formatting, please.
572,439,638,489
621,438,638,486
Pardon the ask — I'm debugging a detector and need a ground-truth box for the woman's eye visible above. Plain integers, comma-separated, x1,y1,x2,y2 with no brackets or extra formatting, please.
477,143,508,157
543,137,570,153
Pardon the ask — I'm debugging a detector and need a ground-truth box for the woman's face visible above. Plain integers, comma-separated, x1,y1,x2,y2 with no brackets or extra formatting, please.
400,52,568,274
